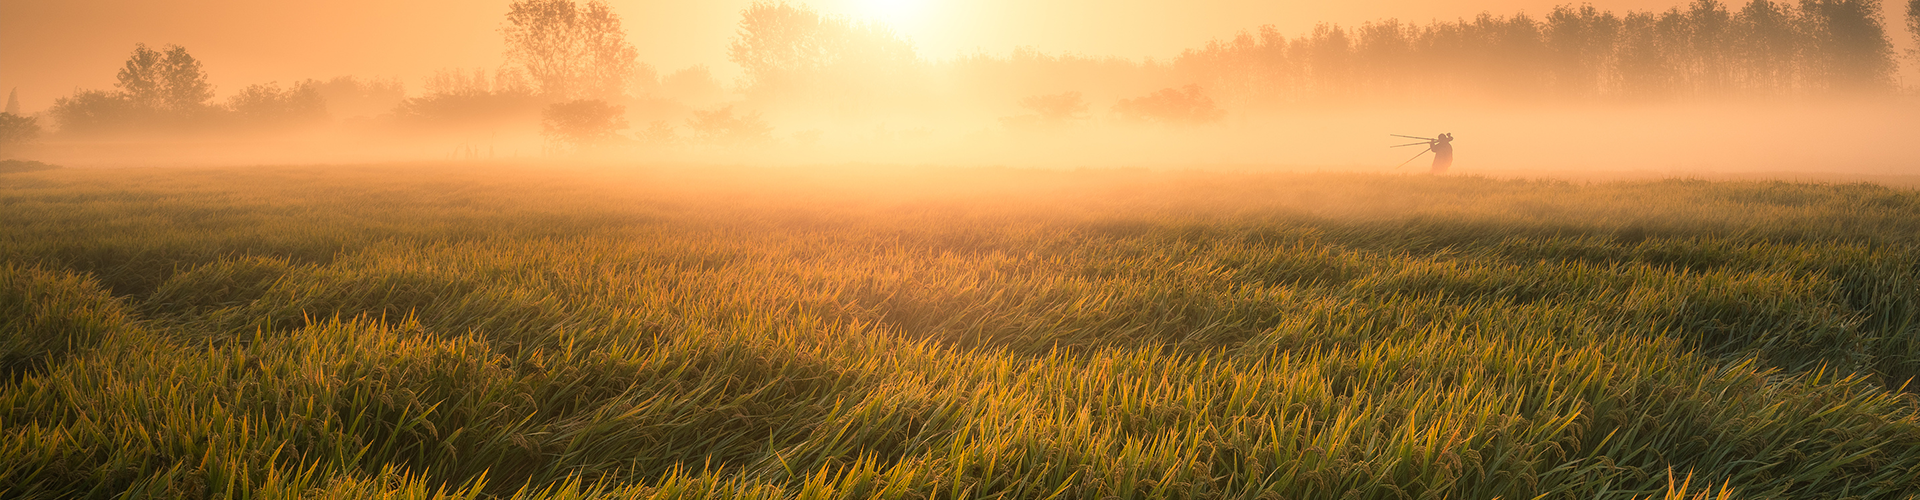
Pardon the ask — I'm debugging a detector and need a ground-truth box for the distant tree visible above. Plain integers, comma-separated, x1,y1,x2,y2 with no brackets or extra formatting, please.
1906,0,1920,65
825,20,919,76
1614,10,1688,99
394,68,541,126
313,76,406,119
1019,92,1089,122
631,63,662,96
1301,24,1356,99
1179,1,1902,102
1477,13,1552,96
502,0,639,100
1733,0,1801,94
1355,20,1418,95
1797,0,1896,92
422,68,530,98
48,90,143,135
685,105,773,147
49,44,215,135
658,66,727,105
1413,14,1543,97
635,120,677,146
1686,0,1737,94
0,112,40,154
115,43,213,111
730,2,833,91
574,2,639,98
727,1,917,96
226,80,327,127
1546,4,1623,97
541,99,628,149
1174,26,1297,107
1113,85,1225,124
998,91,1089,129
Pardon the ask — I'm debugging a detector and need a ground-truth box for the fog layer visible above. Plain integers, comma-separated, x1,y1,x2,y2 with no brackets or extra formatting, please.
2,0,1916,177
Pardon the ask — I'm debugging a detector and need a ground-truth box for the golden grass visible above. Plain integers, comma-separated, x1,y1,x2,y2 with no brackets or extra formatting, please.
2,162,1918,499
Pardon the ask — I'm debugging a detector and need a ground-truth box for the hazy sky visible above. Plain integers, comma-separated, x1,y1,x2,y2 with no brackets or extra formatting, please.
2,0,1913,111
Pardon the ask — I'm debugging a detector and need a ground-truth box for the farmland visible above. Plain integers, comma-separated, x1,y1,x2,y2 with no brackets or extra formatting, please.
3,163,1919,499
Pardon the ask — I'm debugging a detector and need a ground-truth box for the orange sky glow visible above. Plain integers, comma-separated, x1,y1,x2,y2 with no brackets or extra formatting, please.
8,0,1911,111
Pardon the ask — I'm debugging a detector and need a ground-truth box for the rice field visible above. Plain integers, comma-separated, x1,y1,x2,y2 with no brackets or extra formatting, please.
2,162,1918,499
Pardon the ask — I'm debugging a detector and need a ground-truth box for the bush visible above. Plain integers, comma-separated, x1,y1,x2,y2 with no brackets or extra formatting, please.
393,92,541,128
225,80,328,128
0,112,40,153
541,99,629,150
312,76,406,120
393,69,541,128
1113,84,1225,124
685,105,773,147
1001,91,1089,129
635,120,678,146
47,90,149,135
0,159,59,174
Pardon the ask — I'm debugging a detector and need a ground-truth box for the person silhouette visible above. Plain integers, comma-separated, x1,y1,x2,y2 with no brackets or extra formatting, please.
1430,133,1454,174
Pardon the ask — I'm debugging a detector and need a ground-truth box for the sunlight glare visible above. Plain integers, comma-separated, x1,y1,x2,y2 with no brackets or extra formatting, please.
858,0,926,30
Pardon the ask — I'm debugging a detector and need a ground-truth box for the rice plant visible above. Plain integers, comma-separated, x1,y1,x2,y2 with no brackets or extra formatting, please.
2,163,1918,499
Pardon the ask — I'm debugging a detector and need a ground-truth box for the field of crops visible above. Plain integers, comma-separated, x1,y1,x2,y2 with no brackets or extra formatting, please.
3,163,1918,499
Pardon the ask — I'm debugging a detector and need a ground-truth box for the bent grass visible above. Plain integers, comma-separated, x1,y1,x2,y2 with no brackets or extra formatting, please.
2,163,1919,499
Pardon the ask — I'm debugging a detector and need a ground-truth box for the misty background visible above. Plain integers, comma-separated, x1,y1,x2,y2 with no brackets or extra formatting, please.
1,0,1917,174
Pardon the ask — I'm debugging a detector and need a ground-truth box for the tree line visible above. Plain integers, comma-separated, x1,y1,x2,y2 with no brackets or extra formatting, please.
696,0,1916,125
23,0,769,151
40,42,406,138
1177,0,1903,107
12,0,1918,153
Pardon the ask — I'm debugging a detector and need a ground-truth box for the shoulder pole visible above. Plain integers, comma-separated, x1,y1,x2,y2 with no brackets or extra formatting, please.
1394,148,1432,169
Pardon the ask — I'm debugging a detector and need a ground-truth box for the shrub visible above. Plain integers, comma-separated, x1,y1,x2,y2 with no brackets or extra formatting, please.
685,105,773,147
635,120,678,146
0,112,40,154
0,159,59,173
47,89,149,135
312,76,407,120
1001,91,1089,129
1113,84,1225,124
393,69,541,128
541,99,629,150
225,80,328,128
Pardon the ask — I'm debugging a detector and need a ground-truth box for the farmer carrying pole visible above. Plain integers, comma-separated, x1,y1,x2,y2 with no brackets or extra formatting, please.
1429,133,1453,174
1390,133,1455,174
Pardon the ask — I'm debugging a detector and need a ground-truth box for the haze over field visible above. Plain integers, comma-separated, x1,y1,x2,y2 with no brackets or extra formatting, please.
2,0,1918,173
10,2,1920,498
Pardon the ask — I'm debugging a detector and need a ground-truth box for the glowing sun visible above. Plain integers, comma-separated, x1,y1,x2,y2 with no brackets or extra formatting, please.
857,0,927,29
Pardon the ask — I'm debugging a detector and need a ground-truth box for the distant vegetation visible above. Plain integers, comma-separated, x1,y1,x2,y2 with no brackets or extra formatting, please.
1181,0,1904,106
1,89,38,155
38,46,399,138
48,43,221,136
0,112,38,155
0,159,57,173
18,0,1917,156
502,0,639,102
1911,0,1920,63
1113,85,1227,124
541,99,629,150
2,164,1919,498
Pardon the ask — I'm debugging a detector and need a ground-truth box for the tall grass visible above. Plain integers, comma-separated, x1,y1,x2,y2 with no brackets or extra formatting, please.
2,163,1918,499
